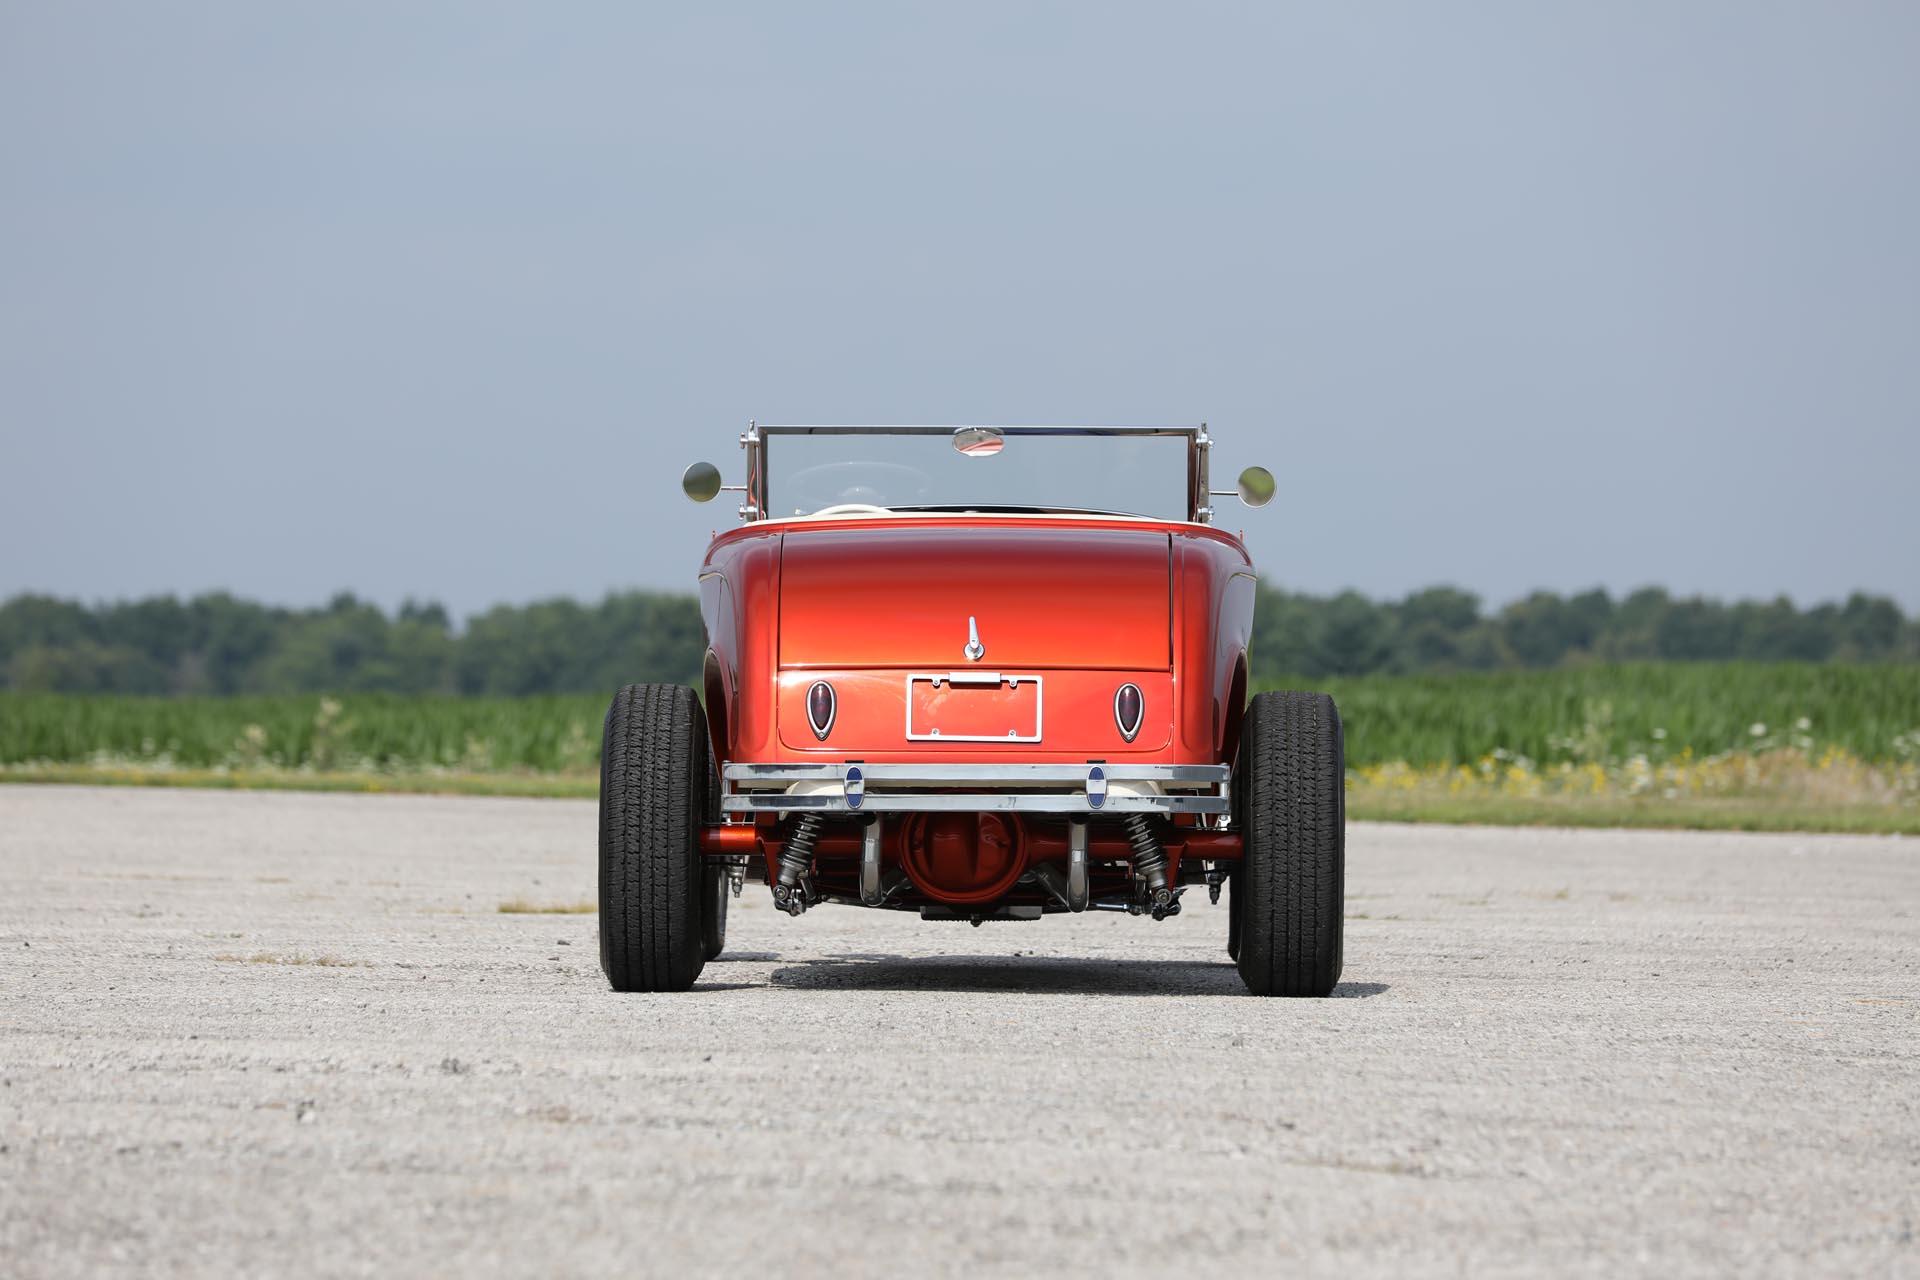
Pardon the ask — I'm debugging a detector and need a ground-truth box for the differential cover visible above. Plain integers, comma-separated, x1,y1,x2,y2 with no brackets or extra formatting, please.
900,812,1027,905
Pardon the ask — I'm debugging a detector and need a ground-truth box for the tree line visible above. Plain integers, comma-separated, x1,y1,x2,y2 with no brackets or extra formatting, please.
1,585,1913,696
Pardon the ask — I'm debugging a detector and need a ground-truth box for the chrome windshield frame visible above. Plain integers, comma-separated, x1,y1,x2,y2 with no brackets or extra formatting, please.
736,423,1214,525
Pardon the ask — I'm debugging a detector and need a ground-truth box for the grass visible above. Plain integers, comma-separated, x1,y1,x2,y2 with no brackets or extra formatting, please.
0,692,608,773
0,760,597,798
497,897,597,914
2,664,1915,770
1270,662,1920,766
1347,791,1917,835
3,664,1916,834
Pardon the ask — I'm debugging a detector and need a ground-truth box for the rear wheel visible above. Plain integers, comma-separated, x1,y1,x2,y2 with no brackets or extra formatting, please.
1233,690,1345,997
600,683,710,992
701,864,729,960
701,754,728,960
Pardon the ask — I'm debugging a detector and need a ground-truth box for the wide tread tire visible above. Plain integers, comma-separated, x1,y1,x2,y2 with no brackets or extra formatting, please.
1226,876,1242,962
700,753,727,960
701,864,729,961
1233,690,1345,997
599,684,709,992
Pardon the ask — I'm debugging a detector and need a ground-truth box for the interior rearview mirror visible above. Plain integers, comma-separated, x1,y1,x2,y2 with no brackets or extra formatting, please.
681,461,723,503
1236,466,1275,508
952,426,1005,457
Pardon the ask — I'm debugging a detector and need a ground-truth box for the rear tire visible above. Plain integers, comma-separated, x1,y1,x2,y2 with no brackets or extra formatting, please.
701,864,729,960
701,753,727,960
600,684,709,992
1233,690,1345,997
1226,875,1242,962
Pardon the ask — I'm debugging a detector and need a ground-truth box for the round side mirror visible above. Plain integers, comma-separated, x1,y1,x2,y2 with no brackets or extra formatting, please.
1237,465,1275,508
682,461,723,503
952,426,1005,457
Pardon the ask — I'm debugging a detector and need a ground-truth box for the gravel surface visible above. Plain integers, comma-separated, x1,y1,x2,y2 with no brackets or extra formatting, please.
1,785,1915,1277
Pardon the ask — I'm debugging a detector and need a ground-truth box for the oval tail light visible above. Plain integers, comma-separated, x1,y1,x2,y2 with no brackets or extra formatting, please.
806,681,837,741
1114,683,1144,743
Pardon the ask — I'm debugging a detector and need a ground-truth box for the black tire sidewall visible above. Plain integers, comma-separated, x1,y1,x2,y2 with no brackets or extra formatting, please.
1234,690,1345,997
598,684,708,992
701,863,729,960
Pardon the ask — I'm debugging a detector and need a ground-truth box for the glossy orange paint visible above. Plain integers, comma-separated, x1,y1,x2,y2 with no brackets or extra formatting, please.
696,824,759,856
899,812,1027,903
697,515,1253,767
780,525,1169,670
774,669,1173,755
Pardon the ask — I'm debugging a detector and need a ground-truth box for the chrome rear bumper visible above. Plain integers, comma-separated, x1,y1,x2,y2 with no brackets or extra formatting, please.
721,762,1231,815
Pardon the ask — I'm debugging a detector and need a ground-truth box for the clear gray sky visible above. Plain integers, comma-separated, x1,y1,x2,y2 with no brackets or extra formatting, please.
4,3,1916,617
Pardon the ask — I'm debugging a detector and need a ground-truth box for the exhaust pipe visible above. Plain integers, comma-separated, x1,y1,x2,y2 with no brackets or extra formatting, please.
1068,818,1088,910
859,816,885,906
1033,818,1090,912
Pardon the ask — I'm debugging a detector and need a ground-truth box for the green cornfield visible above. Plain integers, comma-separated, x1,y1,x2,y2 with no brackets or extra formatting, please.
1,662,1917,773
1277,662,1920,767
0,693,612,774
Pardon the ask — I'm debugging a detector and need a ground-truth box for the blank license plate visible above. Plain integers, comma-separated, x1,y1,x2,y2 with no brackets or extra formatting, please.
906,673,1042,743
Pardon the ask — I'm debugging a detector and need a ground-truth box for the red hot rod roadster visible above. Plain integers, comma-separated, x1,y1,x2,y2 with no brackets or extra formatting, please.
599,425,1344,997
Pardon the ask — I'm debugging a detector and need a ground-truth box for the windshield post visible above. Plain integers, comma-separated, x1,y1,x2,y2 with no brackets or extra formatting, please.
1190,424,1211,524
739,421,767,520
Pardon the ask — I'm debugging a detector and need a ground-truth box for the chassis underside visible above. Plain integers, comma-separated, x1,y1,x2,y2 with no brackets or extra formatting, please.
706,761,1241,922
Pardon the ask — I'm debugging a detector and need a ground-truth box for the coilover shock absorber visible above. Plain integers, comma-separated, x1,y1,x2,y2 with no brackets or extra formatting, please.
1123,813,1177,917
772,814,822,917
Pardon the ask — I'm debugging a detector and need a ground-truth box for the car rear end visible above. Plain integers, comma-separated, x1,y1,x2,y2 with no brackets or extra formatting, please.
718,522,1231,919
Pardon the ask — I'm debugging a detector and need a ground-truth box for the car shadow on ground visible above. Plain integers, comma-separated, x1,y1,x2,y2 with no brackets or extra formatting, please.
765,951,1390,999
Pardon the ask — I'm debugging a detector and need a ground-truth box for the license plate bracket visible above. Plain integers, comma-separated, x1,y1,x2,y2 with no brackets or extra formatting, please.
905,672,1043,743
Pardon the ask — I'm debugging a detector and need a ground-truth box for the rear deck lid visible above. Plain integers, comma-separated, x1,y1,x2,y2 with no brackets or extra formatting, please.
778,524,1171,670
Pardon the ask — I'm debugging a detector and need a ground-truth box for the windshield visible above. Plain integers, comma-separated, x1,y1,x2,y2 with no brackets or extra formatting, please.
764,431,1191,520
